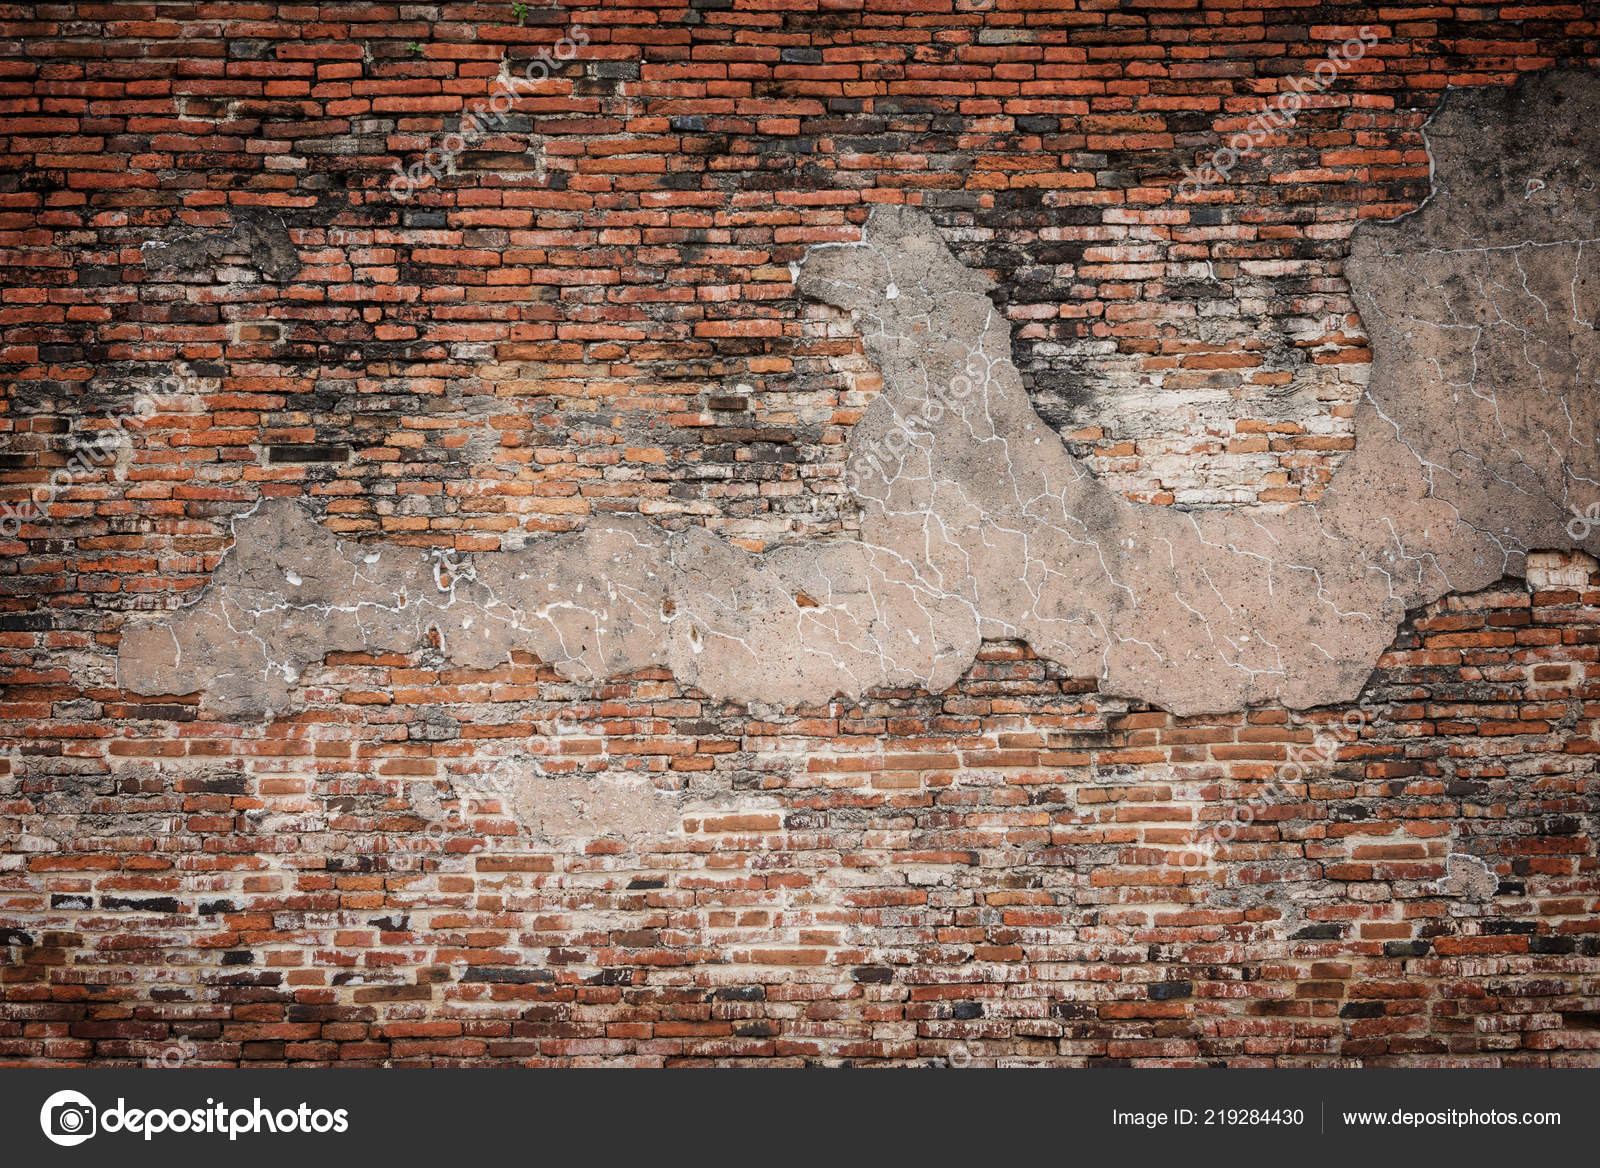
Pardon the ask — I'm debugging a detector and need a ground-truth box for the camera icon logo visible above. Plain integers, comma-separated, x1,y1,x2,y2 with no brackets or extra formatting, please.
39,1089,97,1147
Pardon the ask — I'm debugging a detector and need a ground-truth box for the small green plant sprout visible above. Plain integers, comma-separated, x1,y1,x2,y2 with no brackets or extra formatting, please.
512,3,530,23
407,41,423,56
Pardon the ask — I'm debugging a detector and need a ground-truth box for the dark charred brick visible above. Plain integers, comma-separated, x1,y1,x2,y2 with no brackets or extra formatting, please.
266,444,351,464
1341,1002,1386,1019
1384,941,1431,957
100,897,181,913
462,967,555,984
1292,924,1344,941
1149,981,1194,1000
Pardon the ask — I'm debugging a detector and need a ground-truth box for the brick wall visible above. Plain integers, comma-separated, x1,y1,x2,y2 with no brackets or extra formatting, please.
1,0,1598,1066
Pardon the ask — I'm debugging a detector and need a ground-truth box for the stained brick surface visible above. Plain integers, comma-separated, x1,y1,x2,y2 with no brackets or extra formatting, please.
1,1,1598,1066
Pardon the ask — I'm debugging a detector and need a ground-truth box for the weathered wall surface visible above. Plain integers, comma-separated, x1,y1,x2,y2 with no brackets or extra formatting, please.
2,2,1599,1067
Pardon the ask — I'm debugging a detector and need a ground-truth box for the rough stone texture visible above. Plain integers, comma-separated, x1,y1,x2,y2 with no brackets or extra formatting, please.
118,73,1600,719
139,209,303,285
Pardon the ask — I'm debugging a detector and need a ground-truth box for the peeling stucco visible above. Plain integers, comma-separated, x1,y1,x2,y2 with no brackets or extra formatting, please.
1437,853,1502,901
117,71,1600,719
138,208,302,284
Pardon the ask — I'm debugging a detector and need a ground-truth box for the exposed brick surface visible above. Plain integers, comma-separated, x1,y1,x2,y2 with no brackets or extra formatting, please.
1,1,1598,1066
3,578,1600,1067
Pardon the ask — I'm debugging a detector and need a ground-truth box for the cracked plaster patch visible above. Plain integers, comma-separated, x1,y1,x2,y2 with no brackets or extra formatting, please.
118,71,1600,720
1436,853,1501,901
450,752,688,847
